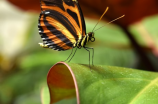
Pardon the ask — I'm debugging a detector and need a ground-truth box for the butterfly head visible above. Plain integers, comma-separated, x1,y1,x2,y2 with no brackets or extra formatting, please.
88,32,95,42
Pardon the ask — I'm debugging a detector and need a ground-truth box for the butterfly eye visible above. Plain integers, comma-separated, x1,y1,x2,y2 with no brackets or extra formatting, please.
90,37,95,42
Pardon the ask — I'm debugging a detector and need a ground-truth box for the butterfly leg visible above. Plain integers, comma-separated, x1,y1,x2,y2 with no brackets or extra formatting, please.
68,47,78,62
84,47,94,69
64,47,74,62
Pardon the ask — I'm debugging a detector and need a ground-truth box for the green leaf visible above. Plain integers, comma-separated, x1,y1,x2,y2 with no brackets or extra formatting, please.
43,62,158,104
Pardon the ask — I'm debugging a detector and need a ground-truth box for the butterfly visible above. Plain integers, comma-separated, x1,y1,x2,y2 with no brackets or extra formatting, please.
38,0,96,65
38,0,124,66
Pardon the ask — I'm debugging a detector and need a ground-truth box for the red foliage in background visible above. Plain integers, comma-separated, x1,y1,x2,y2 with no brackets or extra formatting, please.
8,0,158,26
79,0,158,26
8,0,40,12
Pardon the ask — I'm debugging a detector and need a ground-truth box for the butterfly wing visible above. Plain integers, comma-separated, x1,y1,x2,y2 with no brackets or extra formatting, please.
38,0,86,51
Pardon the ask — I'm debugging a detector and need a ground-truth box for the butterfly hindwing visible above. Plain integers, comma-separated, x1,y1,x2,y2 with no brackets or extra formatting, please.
38,0,86,51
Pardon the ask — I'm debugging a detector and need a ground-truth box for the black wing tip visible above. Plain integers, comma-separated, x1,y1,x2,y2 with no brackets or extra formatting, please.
39,43,65,51
48,45,64,51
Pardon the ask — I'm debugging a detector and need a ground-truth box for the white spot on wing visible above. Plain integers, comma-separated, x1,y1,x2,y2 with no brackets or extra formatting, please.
46,44,50,46
49,46,53,48
45,12,50,14
43,41,47,44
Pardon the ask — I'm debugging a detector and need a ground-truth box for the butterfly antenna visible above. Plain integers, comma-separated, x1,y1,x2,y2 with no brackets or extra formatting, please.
93,15,125,32
92,7,109,32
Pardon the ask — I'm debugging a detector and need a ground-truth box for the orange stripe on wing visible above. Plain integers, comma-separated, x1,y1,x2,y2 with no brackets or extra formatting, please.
41,1,84,39
41,1,46,6
46,16,76,44
63,1,85,38
42,5,81,36
40,15,73,50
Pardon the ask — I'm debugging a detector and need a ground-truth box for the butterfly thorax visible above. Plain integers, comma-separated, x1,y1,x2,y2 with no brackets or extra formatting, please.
75,32,95,48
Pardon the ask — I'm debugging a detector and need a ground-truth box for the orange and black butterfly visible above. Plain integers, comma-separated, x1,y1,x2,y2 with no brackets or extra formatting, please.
38,0,124,65
38,0,95,64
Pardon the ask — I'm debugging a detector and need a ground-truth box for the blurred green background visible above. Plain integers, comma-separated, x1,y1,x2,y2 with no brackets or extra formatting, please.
0,0,158,104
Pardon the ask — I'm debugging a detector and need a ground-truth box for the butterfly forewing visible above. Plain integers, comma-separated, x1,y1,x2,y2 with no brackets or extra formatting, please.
38,0,86,51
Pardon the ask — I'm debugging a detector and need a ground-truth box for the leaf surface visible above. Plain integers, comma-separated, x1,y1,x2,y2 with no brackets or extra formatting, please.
45,62,158,104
